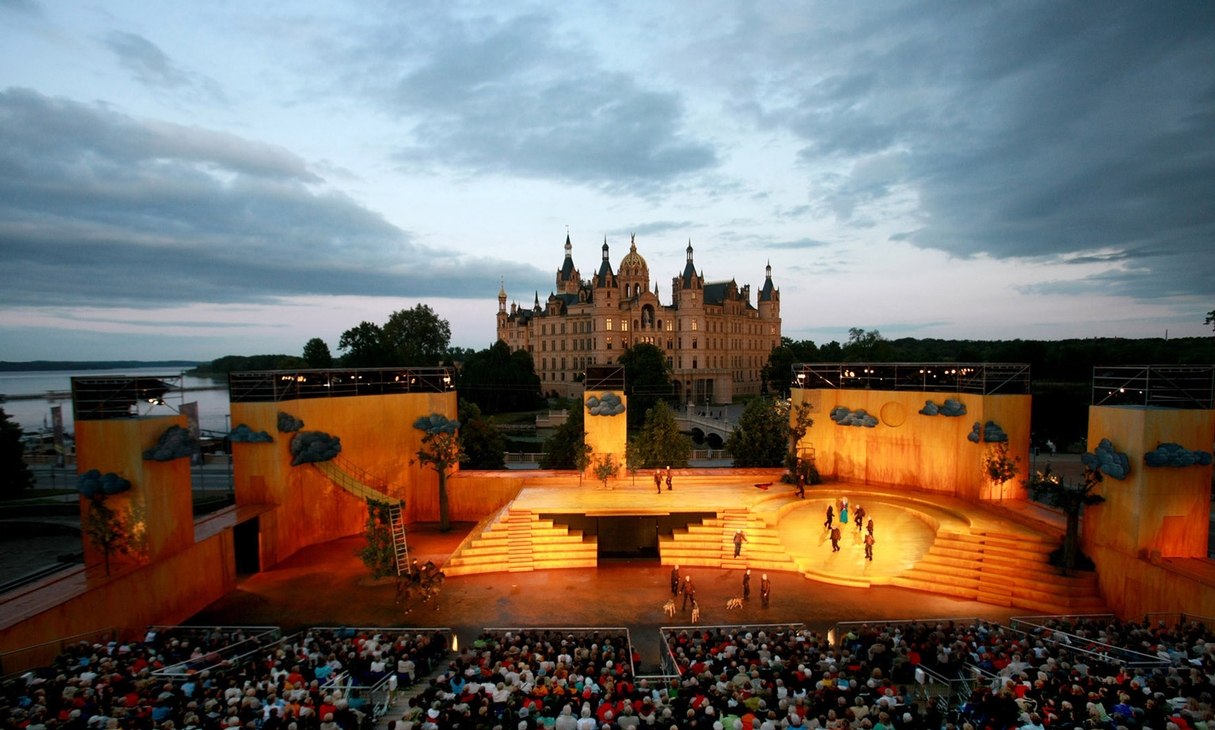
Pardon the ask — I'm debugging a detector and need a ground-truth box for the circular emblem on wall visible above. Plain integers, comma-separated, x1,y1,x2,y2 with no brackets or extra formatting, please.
879,401,906,427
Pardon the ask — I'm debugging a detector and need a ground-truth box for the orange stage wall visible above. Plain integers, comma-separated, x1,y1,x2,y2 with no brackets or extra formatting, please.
231,390,457,569
791,388,1030,500
1082,405,1215,616
584,391,628,475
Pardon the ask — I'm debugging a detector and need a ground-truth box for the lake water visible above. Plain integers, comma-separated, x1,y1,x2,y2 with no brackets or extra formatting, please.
0,367,231,435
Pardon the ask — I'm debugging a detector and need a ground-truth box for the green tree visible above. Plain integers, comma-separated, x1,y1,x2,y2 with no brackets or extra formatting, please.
618,343,673,429
539,405,586,469
592,453,619,489
635,400,692,468
338,321,389,367
0,408,35,500
763,338,820,396
1028,465,1105,574
726,397,789,467
384,304,451,365
84,494,130,576
358,499,398,579
784,401,817,483
458,399,506,469
413,414,465,533
843,328,893,361
1207,308,1215,331
458,340,543,414
302,337,333,368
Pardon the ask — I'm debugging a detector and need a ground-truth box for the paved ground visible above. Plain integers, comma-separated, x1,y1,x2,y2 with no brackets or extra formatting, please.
186,522,1028,673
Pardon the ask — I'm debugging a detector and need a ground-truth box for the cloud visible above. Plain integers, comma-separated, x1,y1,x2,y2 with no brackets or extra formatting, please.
368,13,717,191
290,430,341,465
103,31,225,103
829,405,877,428
277,412,304,433
919,398,966,417
1144,442,1213,468
585,392,625,417
142,424,197,461
0,89,549,310
413,412,459,435
1082,438,1130,480
720,2,1215,303
230,424,273,443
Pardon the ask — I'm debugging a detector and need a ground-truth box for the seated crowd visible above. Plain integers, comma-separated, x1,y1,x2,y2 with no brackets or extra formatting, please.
4,617,1212,730
3,627,449,730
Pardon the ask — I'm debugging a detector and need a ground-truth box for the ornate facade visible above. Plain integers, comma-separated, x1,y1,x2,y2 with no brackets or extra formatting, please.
497,234,781,403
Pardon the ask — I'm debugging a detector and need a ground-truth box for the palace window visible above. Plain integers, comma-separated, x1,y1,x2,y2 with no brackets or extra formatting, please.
606,318,613,331
621,320,628,332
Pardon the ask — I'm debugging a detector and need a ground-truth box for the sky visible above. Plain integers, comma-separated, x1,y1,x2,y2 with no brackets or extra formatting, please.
1,1,1213,362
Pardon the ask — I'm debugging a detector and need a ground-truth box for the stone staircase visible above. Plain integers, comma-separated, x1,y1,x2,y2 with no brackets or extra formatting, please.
660,510,799,572
442,508,597,576
892,530,1106,613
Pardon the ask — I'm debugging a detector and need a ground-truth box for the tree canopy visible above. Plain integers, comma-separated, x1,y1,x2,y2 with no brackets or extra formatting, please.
617,343,674,430
458,399,506,470
338,304,452,367
633,400,691,468
540,405,586,469
458,340,544,414
302,338,333,368
0,408,35,500
726,397,789,468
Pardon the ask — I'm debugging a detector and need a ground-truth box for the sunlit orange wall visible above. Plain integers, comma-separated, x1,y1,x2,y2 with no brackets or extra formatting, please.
230,391,456,568
1083,406,1214,559
791,388,1030,500
74,415,194,567
0,531,236,667
584,391,628,474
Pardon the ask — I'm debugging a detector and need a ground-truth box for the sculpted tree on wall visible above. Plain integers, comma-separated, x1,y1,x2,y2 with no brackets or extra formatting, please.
413,413,465,533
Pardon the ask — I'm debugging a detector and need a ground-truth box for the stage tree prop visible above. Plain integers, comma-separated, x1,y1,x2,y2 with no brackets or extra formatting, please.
785,401,818,485
593,453,619,489
413,413,464,533
983,442,1021,486
359,499,397,579
635,401,691,468
1027,464,1105,574
84,493,132,576
625,439,642,486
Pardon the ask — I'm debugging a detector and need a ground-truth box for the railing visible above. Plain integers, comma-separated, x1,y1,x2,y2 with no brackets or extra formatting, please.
1092,364,1215,409
229,367,455,403
0,627,116,677
151,626,283,679
1007,614,1168,669
792,362,1031,395
1143,612,1215,632
660,623,806,677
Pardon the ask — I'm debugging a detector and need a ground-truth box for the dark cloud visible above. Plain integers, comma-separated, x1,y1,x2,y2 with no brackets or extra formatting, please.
0,89,549,309
366,13,717,190
725,2,1215,303
104,31,211,96
768,238,830,250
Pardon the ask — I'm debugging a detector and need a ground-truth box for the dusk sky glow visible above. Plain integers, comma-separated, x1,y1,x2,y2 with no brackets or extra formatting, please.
1,1,1212,362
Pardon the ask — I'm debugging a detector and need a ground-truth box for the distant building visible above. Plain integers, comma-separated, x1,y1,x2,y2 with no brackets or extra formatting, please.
497,234,781,403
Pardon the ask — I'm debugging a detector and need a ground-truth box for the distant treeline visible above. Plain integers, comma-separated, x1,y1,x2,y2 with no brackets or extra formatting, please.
0,360,202,372
188,354,305,375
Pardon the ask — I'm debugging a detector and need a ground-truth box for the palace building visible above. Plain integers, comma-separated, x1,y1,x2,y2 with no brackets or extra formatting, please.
497,234,781,403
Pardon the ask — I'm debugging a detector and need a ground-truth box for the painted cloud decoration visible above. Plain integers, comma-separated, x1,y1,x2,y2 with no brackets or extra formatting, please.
1081,438,1130,479
290,431,342,465
919,398,967,417
1144,442,1213,468
277,412,304,433
230,424,273,443
413,413,460,434
77,469,132,497
143,425,198,461
830,406,878,428
585,392,626,417
967,420,1008,443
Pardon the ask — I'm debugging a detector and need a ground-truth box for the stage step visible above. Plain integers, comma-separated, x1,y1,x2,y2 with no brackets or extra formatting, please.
444,508,599,576
660,509,798,572
900,527,1106,613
